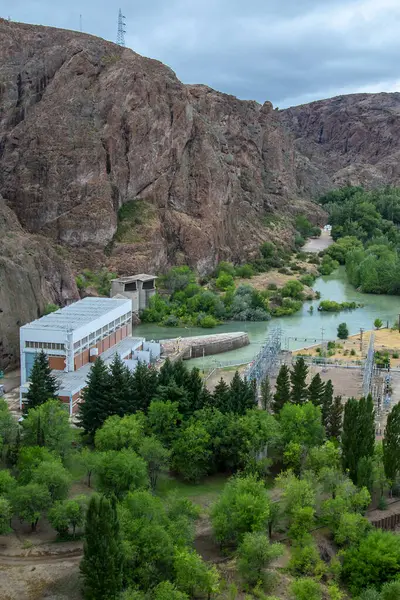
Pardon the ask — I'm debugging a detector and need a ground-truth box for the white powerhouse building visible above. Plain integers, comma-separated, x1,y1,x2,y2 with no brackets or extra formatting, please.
20,297,160,415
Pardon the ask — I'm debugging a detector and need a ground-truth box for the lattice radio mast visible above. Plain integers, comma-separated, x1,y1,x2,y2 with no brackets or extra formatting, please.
116,9,126,47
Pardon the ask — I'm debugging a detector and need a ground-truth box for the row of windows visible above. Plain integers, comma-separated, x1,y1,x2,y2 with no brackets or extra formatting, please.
73,312,131,353
25,341,65,350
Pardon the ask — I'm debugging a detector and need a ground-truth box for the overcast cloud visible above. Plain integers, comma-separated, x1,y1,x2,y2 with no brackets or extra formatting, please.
4,0,400,107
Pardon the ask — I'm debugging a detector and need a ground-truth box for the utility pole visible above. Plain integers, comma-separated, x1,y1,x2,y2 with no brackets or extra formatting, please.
116,8,126,47
360,327,364,354
79,14,82,32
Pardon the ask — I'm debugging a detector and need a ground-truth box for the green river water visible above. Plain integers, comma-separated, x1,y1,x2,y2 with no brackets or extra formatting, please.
134,267,400,369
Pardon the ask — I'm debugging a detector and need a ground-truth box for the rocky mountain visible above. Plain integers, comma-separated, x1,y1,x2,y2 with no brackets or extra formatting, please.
1,18,400,369
279,93,400,196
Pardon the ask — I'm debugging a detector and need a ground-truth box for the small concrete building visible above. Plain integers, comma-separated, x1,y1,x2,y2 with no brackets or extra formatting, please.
19,297,160,415
111,274,157,313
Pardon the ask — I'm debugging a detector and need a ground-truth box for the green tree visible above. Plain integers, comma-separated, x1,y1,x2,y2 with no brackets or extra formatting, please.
147,400,181,447
260,376,273,411
12,483,51,531
280,402,325,449
0,469,17,496
341,529,400,594
17,446,57,484
337,323,349,339
49,497,87,538
381,581,400,600
357,456,375,492
174,548,220,598
321,380,334,429
0,497,12,534
0,399,18,455
307,373,325,407
172,422,211,482
21,400,73,457
229,372,256,415
24,350,58,413
78,357,112,439
383,403,400,493
334,512,371,547
237,532,283,588
153,582,189,600
96,449,148,499
79,447,99,488
290,578,322,600
211,475,270,548
109,353,132,416
128,362,159,413
80,495,123,600
213,378,231,413
32,459,71,501
374,318,383,330
272,364,291,413
138,436,170,491
277,471,316,526
290,358,309,404
326,396,343,440
94,414,146,452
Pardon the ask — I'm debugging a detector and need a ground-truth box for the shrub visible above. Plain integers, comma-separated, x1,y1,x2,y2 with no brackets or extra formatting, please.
299,274,316,287
350,349,356,356
214,261,236,277
43,303,59,315
216,272,235,290
281,280,304,299
197,314,218,328
288,539,323,577
337,323,349,339
163,315,179,327
267,283,278,290
236,264,255,278
237,532,283,588
290,577,322,600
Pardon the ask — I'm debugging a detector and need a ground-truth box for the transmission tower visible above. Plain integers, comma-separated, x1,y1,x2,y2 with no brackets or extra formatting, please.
116,8,126,47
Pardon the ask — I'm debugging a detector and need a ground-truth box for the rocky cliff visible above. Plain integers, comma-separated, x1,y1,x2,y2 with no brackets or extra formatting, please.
279,93,400,196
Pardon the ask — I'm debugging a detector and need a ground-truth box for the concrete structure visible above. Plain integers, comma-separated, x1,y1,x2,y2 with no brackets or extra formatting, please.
19,298,160,415
111,274,157,313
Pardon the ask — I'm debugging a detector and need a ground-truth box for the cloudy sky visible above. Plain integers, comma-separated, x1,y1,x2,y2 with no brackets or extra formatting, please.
5,0,400,107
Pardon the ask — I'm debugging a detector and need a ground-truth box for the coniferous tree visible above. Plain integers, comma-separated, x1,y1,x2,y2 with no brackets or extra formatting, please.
213,378,231,412
321,379,334,429
229,372,256,415
272,364,290,414
154,379,191,418
185,367,207,412
80,495,123,600
260,376,272,411
308,373,325,407
326,396,343,440
78,358,112,439
383,403,400,492
158,357,175,386
128,362,159,413
109,354,132,416
24,351,59,414
357,394,375,461
290,357,309,404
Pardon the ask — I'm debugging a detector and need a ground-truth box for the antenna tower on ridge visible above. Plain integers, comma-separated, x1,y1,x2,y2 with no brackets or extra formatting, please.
117,8,126,47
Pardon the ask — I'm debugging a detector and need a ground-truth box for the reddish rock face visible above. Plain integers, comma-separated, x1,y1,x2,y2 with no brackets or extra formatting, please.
0,19,321,281
279,93,400,194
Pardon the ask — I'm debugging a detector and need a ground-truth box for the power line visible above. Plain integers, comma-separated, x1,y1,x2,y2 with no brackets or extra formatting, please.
116,8,126,47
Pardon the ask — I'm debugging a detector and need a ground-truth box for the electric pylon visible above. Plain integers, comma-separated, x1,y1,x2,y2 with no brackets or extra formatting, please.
117,8,126,47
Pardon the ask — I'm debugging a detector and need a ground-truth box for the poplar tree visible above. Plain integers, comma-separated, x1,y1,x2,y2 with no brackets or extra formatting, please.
80,495,123,600
24,351,58,414
272,365,290,414
326,396,343,440
357,395,375,461
260,376,272,411
290,357,309,404
383,403,400,492
308,373,325,407
341,398,359,482
321,380,334,429
78,358,112,439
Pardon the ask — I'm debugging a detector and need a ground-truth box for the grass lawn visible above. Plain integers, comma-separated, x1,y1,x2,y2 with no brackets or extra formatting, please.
157,473,230,507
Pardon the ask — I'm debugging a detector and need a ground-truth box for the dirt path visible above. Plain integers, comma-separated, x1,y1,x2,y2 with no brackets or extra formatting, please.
302,230,332,253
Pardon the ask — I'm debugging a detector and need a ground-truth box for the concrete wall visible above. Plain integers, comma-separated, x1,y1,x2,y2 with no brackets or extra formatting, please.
183,333,249,359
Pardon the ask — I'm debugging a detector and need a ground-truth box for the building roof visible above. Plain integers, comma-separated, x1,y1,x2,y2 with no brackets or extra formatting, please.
55,336,144,395
113,274,157,283
21,297,132,333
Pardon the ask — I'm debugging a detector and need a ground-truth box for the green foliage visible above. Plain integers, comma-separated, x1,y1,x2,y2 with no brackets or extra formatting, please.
0,469,17,496
153,581,189,600
319,300,358,312
147,400,181,447
325,236,363,264
374,318,383,329
211,475,271,548
75,268,117,296
174,548,220,597
236,264,255,278
21,400,73,456
24,351,59,413
261,376,272,411
94,414,146,452
337,322,349,339
308,373,325,407
80,494,123,600
290,358,309,404
290,577,322,600
272,364,291,413
48,497,87,537
31,459,71,501
381,581,400,600
319,255,339,275
138,436,170,491
277,471,316,522
281,280,304,300
299,274,316,286
0,497,12,534
288,537,323,577
172,423,212,482
11,483,51,531
159,266,196,294
342,396,375,484
334,512,371,546
383,403,400,490
237,532,283,587
326,396,344,440
79,447,100,488
279,403,324,449
295,215,320,239
341,529,400,594
216,272,235,290
43,303,59,315
96,449,148,499
78,357,112,438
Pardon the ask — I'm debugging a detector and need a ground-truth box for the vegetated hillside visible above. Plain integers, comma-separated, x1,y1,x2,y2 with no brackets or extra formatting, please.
279,92,400,196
